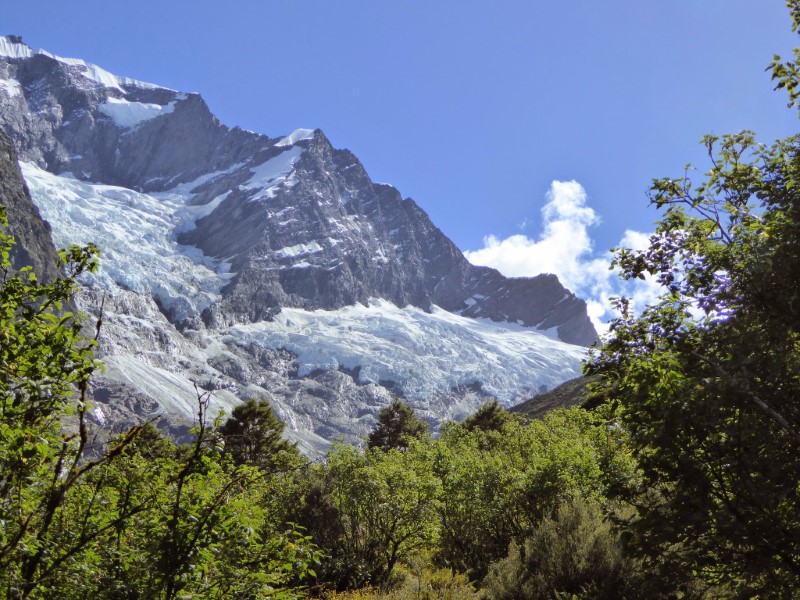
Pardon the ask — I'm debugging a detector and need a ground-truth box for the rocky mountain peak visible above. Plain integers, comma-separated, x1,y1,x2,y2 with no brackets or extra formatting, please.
0,38,596,452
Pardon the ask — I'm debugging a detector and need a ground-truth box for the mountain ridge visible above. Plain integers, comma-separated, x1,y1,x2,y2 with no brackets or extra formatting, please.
0,35,596,451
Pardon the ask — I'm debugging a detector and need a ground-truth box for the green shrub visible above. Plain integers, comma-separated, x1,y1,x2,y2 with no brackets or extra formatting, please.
482,497,642,600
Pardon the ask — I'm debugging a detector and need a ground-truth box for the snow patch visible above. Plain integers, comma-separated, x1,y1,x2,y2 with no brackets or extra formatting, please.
91,404,107,427
275,128,315,147
373,248,389,264
274,241,323,259
241,147,303,201
0,78,22,97
98,97,177,128
160,160,249,197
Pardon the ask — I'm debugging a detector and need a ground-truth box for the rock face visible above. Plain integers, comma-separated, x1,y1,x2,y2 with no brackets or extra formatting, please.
0,128,60,281
0,35,597,453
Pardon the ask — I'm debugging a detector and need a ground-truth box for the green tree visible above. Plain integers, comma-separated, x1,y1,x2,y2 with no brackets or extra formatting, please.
120,420,179,459
219,397,300,472
58,395,320,599
0,206,123,597
114,396,318,599
586,5,800,594
367,399,429,451
461,399,514,432
301,442,441,589
432,408,632,581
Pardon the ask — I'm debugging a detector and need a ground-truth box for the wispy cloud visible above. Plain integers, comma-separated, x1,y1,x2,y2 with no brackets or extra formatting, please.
464,180,661,333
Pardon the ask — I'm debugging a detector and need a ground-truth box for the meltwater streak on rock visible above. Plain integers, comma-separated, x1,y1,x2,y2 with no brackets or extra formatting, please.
0,35,597,452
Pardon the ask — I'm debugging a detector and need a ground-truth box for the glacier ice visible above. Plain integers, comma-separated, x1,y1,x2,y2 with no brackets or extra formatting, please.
21,162,233,322
0,36,166,92
229,300,585,403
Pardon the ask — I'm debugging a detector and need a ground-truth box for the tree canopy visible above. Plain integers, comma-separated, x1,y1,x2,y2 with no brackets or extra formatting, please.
585,4,800,594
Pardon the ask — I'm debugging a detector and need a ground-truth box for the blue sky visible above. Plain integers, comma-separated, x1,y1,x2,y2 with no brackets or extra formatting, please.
3,1,798,325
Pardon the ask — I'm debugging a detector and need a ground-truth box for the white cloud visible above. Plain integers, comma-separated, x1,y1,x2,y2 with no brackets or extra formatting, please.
464,180,662,333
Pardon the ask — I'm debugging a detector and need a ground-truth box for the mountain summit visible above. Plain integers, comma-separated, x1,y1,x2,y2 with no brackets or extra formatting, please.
0,35,596,451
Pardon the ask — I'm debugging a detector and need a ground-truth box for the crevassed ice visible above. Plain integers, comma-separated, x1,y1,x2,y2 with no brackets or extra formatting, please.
20,163,233,321
229,299,586,403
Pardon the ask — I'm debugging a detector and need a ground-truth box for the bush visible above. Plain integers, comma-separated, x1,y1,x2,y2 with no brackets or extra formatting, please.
482,497,642,600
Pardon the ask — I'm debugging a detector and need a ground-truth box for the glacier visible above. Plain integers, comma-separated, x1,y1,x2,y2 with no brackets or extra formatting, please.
0,36,166,92
21,162,235,322
230,300,585,402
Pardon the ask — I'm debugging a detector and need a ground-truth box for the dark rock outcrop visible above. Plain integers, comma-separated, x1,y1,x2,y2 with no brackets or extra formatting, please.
0,128,59,281
509,375,600,419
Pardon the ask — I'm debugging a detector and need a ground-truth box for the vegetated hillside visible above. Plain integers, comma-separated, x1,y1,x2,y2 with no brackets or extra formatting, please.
509,375,600,420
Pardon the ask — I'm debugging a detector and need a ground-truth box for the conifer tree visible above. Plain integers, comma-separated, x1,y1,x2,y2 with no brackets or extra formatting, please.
367,399,429,450
219,398,299,471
